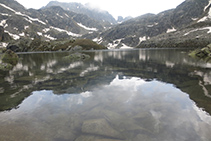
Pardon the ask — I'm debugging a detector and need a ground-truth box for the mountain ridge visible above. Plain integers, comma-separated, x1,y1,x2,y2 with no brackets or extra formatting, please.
0,0,107,42
1,0,211,49
89,0,211,49
44,1,117,25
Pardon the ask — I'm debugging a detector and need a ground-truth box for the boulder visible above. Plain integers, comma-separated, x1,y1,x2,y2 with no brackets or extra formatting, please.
7,44,20,52
189,45,211,60
0,49,19,71
1,49,19,65
69,45,83,51
81,118,124,139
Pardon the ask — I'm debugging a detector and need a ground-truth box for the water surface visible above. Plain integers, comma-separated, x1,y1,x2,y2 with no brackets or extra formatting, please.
0,49,211,141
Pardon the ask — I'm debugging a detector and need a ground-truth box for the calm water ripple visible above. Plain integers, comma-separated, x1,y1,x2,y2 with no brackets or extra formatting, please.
0,49,211,141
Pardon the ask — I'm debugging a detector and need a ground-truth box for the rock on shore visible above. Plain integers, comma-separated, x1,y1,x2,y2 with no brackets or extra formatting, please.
0,49,18,71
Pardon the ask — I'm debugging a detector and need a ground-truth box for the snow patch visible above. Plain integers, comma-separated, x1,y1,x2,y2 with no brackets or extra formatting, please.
184,27,211,36
77,23,98,31
147,25,154,27
65,14,69,17
120,44,133,49
56,13,64,18
4,24,8,28
14,27,18,31
139,36,147,43
198,5,211,23
19,32,25,36
107,38,124,49
22,14,46,25
44,34,56,40
50,26,82,37
93,37,103,44
204,0,211,11
0,42,8,48
0,19,6,26
192,18,198,21
5,30,20,40
0,13,10,16
166,27,176,33
24,17,32,23
0,3,46,25
37,32,43,36
43,28,50,33
0,3,16,13
24,26,29,30
198,16,209,23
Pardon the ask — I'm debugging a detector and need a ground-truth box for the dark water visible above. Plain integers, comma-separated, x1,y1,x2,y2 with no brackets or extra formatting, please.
0,49,211,141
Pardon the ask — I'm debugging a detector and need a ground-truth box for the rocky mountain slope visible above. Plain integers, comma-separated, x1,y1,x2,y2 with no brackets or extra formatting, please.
0,26,11,41
44,1,117,26
0,0,106,42
1,0,211,49
117,16,133,23
91,0,211,48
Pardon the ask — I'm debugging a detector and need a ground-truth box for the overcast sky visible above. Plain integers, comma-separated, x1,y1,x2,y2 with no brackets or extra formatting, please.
16,0,185,19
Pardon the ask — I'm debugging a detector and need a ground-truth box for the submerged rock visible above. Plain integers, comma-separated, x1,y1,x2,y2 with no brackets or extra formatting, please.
81,118,124,139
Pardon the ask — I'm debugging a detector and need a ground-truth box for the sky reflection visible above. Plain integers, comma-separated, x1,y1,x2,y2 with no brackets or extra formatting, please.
0,75,211,141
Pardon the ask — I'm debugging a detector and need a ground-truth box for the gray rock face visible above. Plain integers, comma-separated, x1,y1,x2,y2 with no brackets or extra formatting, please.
2,0,211,49
44,1,117,25
97,0,211,48
0,26,11,41
0,0,106,41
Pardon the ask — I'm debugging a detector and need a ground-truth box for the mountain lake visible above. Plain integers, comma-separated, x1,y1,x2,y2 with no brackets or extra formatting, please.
0,49,211,141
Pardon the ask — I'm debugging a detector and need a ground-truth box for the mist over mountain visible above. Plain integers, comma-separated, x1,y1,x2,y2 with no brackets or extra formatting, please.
44,1,117,25
117,16,133,23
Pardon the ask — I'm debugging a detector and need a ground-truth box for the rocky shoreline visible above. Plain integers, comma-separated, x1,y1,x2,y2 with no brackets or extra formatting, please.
0,38,106,71
6,38,107,52
0,49,18,71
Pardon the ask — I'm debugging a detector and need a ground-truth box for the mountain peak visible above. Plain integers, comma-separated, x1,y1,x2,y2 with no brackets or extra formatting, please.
44,1,117,24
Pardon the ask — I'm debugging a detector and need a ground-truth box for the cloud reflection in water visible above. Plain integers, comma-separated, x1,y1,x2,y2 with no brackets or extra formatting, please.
0,75,211,141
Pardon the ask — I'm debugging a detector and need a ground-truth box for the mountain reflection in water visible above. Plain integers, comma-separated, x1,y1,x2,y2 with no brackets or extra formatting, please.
0,75,211,141
0,49,211,140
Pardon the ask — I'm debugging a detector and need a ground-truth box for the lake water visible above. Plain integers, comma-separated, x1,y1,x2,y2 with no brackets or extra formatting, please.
0,49,211,141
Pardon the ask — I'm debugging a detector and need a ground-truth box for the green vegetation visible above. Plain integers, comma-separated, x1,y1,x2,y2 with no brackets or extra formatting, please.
71,39,106,50
0,49,19,71
189,44,211,61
